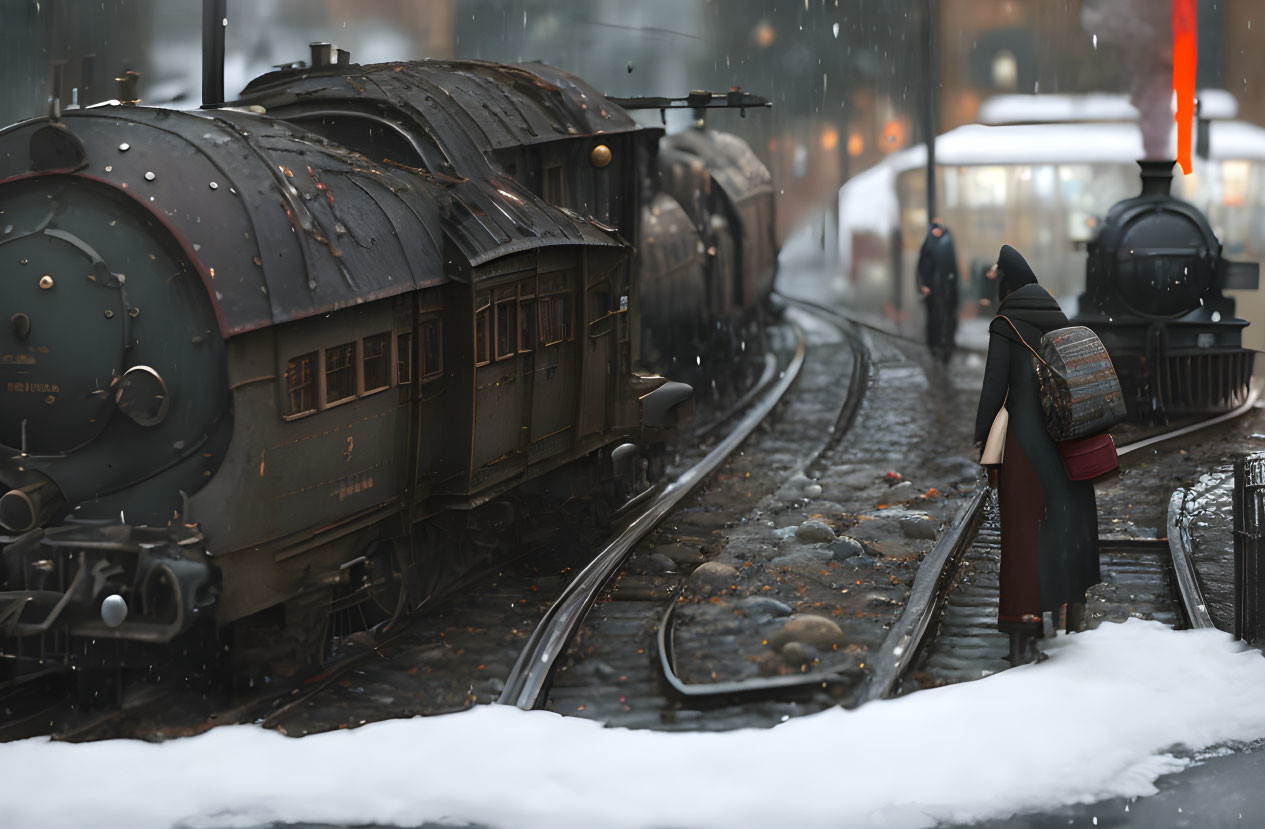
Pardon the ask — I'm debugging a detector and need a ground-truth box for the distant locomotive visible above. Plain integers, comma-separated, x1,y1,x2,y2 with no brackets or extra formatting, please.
1072,160,1259,420
0,51,776,688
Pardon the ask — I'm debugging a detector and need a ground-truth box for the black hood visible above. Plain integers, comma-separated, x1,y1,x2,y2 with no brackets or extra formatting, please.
992,283,1069,342
997,244,1037,299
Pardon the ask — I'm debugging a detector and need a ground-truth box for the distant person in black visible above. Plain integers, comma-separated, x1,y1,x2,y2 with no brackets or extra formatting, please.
916,219,960,362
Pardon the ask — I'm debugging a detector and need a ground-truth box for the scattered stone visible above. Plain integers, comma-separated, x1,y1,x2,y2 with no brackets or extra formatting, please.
769,548,834,569
880,480,920,506
830,536,865,561
768,614,846,651
795,518,836,544
648,553,677,573
654,543,703,566
928,455,981,482
690,561,739,595
736,596,794,618
780,641,821,665
804,484,823,498
899,516,940,540
838,553,877,569
682,511,732,530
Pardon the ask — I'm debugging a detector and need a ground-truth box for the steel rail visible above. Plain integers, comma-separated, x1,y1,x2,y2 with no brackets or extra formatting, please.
773,290,991,356
497,324,809,710
1166,488,1216,629
656,302,873,698
863,399,1259,703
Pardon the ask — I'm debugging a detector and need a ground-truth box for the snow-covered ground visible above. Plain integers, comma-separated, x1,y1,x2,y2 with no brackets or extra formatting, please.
3,620,1264,829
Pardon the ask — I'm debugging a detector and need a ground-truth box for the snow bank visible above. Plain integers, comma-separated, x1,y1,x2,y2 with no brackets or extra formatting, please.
2,620,1264,829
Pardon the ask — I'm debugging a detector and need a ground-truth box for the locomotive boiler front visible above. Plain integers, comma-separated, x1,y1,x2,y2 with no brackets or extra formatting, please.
0,116,237,667
1073,160,1259,420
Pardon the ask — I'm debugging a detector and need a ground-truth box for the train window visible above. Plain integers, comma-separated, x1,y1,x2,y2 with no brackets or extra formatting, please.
284,352,317,417
396,332,413,385
324,343,357,405
519,300,535,352
475,297,490,367
541,292,574,346
544,164,565,207
362,333,391,393
421,319,443,381
588,280,611,323
495,299,517,360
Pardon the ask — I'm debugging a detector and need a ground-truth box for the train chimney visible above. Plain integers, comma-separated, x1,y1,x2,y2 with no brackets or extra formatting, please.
202,0,227,107
309,42,351,68
1138,159,1174,198
115,70,140,105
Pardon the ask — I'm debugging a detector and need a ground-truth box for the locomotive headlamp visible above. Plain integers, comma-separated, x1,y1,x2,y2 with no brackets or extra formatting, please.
101,594,128,628
590,144,612,169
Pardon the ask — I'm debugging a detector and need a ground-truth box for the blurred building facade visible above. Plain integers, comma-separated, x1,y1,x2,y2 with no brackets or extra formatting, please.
4,0,1263,241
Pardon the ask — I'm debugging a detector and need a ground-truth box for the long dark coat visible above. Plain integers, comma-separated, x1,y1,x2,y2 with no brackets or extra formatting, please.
916,228,960,357
974,284,1099,628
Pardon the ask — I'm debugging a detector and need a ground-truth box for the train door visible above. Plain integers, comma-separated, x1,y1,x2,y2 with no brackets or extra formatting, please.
412,290,447,494
529,264,578,462
471,274,532,488
579,256,617,443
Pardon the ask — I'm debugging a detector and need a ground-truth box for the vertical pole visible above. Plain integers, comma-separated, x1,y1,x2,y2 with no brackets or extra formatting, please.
923,0,938,223
202,0,227,108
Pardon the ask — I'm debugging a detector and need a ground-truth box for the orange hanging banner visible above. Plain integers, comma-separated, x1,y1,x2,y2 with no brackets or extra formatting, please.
1173,0,1198,174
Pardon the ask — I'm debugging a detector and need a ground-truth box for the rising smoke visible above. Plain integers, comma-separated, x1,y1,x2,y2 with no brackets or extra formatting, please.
1082,0,1172,159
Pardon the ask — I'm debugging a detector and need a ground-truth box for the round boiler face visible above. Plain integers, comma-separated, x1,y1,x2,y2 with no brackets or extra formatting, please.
1114,211,1212,318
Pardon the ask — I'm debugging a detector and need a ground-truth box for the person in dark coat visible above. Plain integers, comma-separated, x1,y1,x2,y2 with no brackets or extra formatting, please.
974,245,1100,664
916,220,960,362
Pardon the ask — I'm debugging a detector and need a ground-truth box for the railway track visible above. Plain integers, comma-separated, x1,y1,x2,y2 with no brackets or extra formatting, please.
194,315,824,736
257,314,839,733
864,389,1258,702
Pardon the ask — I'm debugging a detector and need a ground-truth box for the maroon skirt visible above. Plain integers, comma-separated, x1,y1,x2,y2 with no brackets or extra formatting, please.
997,429,1043,628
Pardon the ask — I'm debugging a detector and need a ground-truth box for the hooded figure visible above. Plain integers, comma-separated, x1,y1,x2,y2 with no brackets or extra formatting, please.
916,220,960,362
974,245,1099,663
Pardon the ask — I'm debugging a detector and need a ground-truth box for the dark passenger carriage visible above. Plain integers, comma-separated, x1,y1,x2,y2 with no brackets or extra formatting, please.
0,52,773,685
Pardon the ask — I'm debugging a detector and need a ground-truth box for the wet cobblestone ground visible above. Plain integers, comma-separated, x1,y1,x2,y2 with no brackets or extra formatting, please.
549,303,990,727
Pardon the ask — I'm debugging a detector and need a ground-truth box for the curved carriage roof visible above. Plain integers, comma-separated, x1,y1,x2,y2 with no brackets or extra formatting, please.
663,129,774,203
0,105,623,336
0,107,445,337
237,59,640,175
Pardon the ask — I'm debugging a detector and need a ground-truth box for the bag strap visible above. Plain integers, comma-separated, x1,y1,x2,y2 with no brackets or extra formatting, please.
997,315,1050,368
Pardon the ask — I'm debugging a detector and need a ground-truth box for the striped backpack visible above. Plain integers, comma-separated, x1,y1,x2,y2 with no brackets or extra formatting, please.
999,316,1127,441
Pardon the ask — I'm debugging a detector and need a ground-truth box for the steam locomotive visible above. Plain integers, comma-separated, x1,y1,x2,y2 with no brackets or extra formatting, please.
0,50,776,688
1072,160,1259,420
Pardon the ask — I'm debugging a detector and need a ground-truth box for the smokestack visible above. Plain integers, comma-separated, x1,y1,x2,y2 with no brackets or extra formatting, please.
202,0,227,107
1138,159,1174,198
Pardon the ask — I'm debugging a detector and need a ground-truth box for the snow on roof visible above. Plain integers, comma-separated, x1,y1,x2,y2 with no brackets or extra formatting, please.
978,89,1238,125
2,620,1265,829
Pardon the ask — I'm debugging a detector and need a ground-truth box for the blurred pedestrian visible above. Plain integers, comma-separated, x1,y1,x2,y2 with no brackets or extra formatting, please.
916,219,960,362
974,245,1100,665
